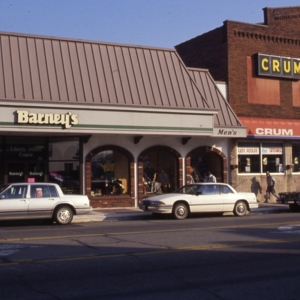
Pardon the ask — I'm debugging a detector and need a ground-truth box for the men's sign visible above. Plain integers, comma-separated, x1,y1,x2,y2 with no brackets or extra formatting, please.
257,53,300,79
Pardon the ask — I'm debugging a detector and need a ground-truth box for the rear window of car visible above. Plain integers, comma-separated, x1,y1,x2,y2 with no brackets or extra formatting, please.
30,185,58,198
222,185,234,194
48,185,58,197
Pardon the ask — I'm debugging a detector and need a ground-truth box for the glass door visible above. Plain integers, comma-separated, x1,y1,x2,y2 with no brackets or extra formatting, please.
7,162,26,183
7,162,45,183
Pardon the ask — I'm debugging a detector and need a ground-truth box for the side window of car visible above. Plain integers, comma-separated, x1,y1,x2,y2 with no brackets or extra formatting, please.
48,185,58,197
199,185,220,195
222,186,234,194
207,185,217,195
211,185,220,195
31,186,51,198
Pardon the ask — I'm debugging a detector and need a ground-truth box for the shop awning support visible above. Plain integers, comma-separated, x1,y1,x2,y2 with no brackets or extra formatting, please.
182,137,191,145
134,136,143,144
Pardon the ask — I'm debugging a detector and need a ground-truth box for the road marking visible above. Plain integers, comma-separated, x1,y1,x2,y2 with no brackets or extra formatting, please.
278,224,300,233
0,244,43,256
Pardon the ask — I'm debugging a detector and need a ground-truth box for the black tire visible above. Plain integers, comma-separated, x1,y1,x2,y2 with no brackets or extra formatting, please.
173,203,189,220
54,206,74,225
234,201,248,217
289,204,300,212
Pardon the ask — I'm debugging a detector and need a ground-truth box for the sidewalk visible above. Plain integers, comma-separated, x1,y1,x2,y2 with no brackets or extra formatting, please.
72,203,289,223
72,207,150,223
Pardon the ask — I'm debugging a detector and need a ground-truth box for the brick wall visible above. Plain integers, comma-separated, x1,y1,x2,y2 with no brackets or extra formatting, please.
176,6,300,120
176,6,300,198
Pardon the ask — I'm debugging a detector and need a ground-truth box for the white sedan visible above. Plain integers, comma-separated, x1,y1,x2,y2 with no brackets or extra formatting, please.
139,183,258,220
0,182,92,225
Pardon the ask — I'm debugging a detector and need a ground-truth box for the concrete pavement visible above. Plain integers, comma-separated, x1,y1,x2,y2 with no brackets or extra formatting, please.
72,203,290,223
72,207,151,223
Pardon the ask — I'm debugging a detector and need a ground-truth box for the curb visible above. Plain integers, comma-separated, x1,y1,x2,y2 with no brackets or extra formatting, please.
72,204,290,223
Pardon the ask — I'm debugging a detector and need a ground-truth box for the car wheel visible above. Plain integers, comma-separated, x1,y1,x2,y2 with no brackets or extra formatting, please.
54,206,74,225
234,201,248,217
173,203,189,220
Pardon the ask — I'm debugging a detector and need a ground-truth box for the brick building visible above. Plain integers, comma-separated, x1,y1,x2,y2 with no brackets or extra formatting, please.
176,6,300,202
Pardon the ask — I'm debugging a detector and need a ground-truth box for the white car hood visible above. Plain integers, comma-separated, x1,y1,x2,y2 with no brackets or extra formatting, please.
144,193,186,202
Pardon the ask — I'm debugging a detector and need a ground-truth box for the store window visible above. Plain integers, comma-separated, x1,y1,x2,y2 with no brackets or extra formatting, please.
141,147,178,194
292,144,300,173
0,137,3,183
48,137,80,194
5,137,47,183
238,142,283,174
91,150,129,196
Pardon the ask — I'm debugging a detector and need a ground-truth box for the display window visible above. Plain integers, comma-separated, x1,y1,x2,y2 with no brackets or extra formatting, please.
140,148,178,194
292,143,300,173
91,150,129,196
48,137,80,194
0,137,3,183
238,142,283,174
4,137,47,183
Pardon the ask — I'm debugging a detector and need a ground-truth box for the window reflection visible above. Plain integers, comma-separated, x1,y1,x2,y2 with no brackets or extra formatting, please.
48,137,79,194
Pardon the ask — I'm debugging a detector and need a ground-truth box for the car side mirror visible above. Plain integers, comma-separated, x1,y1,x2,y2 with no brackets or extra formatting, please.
196,192,202,196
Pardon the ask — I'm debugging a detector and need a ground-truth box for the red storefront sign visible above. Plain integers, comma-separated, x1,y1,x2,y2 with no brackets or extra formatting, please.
239,117,300,138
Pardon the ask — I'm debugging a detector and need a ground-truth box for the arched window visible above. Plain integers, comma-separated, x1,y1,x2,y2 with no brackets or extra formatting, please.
139,146,180,194
90,149,129,196
188,147,224,183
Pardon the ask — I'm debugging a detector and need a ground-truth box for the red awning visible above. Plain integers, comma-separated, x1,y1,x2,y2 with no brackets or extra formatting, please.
239,117,300,138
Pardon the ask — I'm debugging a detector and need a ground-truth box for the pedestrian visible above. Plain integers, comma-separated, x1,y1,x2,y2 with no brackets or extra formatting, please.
204,171,216,183
265,171,279,203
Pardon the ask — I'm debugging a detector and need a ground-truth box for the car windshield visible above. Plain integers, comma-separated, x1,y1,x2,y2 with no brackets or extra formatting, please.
0,184,10,194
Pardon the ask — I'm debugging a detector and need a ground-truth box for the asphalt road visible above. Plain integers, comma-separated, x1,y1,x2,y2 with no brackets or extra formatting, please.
0,206,300,299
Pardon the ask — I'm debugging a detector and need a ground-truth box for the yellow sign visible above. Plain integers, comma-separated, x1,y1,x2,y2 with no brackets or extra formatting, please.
16,110,78,129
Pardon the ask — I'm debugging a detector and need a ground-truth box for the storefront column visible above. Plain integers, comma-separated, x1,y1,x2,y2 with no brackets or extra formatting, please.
79,137,85,194
179,157,184,187
134,158,139,207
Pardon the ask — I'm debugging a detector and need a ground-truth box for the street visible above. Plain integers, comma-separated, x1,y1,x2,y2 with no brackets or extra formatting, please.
1,207,300,299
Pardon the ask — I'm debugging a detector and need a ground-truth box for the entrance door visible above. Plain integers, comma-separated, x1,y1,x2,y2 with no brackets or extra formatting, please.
7,163,25,183
7,162,45,183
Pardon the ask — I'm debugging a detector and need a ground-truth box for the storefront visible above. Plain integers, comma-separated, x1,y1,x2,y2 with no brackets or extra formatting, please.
176,6,300,201
0,31,245,207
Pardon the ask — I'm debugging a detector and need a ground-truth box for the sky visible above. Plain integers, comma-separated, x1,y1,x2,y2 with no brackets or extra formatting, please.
0,0,300,48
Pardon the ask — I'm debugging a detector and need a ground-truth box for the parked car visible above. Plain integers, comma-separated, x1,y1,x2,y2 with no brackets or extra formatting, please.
139,183,258,219
0,182,92,225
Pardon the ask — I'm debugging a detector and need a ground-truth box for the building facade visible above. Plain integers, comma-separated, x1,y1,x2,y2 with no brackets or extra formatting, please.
176,6,300,202
0,31,245,207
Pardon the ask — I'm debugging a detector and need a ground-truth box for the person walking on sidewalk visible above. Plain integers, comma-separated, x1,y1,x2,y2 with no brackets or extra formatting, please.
265,171,279,203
